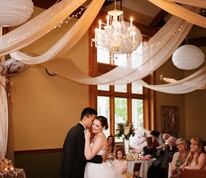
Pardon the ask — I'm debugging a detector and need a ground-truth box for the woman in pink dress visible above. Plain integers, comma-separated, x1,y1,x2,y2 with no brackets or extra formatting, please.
113,148,132,178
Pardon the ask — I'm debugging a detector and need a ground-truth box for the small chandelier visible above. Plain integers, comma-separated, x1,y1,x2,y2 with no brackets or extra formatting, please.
92,1,142,54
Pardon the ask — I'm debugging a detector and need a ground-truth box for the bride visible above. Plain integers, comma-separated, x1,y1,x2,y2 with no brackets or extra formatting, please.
84,116,122,178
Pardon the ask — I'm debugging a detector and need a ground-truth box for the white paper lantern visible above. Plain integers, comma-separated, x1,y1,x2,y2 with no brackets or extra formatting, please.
0,0,34,27
172,45,205,70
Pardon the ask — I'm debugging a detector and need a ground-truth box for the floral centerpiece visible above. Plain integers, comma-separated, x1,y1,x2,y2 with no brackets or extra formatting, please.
115,123,135,140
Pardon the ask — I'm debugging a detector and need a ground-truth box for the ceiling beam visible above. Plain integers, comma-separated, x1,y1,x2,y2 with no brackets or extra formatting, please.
149,10,168,28
32,0,60,9
182,37,206,47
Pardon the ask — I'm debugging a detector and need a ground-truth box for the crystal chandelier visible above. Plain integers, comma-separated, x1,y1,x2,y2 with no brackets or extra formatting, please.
92,0,142,54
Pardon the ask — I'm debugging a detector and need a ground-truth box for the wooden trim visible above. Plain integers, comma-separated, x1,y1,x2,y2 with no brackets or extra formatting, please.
89,22,98,109
149,10,168,28
142,75,155,130
33,0,60,9
110,95,115,136
14,148,63,155
98,90,146,99
182,36,206,47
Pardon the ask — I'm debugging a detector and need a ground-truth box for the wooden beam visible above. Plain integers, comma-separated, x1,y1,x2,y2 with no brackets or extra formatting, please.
32,0,60,9
133,22,158,37
149,10,168,28
184,37,206,47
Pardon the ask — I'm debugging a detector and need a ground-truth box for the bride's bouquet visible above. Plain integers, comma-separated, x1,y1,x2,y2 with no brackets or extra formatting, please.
115,123,135,140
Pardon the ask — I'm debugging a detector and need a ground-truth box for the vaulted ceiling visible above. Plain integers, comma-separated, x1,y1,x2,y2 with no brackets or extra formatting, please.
32,0,206,46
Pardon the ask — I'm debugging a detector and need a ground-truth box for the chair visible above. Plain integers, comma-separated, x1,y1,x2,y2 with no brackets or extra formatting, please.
180,169,206,178
132,162,142,178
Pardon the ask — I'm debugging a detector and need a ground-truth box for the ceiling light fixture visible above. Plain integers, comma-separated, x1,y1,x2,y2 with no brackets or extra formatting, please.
172,44,205,70
92,0,142,54
0,0,34,27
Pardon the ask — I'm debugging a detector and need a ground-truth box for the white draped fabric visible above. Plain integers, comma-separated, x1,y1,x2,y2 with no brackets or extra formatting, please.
0,0,87,56
0,0,205,94
0,75,8,158
139,66,206,94
43,16,193,85
10,0,105,64
149,0,206,28
168,0,206,8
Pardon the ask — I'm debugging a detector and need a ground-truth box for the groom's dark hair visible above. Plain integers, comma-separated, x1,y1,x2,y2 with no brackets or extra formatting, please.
80,107,97,120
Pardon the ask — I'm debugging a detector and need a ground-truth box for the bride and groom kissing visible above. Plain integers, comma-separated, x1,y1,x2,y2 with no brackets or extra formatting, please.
62,107,122,178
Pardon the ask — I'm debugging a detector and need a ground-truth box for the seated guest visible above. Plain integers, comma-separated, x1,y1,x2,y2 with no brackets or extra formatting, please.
107,135,116,154
180,137,206,171
113,148,131,178
150,130,160,148
147,136,178,178
143,137,156,158
163,133,170,144
170,138,189,178
157,133,171,150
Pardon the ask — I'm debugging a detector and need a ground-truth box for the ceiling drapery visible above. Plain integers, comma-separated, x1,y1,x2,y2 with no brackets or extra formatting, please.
0,0,205,94
168,0,206,8
10,0,105,64
149,0,206,28
0,0,87,56
43,15,193,86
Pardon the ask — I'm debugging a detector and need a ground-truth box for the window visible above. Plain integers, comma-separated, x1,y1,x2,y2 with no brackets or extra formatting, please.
96,48,146,141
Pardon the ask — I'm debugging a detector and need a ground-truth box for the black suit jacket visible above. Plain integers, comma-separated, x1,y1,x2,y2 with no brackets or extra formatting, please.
62,123,102,178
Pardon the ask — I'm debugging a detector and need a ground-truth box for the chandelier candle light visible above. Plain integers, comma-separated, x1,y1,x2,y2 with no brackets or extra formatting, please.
92,1,142,54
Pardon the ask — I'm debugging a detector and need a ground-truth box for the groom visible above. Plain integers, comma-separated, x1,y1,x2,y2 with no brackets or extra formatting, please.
62,107,104,178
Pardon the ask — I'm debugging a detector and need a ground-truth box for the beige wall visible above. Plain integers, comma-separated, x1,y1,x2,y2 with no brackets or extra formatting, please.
184,46,206,140
10,7,89,151
155,59,186,137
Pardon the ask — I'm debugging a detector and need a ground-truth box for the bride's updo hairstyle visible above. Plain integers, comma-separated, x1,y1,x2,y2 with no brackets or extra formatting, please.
96,116,109,130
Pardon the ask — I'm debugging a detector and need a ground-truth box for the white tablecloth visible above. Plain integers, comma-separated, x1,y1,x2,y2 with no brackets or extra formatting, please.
127,158,155,178
168,163,172,178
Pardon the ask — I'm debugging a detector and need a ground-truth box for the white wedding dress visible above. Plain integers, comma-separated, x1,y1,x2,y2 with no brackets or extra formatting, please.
84,149,122,178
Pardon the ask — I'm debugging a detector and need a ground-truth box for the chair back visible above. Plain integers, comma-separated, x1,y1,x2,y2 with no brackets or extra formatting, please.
132,162,141,178
181,169,206,178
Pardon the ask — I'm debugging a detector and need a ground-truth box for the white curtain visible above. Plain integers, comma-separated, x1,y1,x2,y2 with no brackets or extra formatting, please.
0,74,8,158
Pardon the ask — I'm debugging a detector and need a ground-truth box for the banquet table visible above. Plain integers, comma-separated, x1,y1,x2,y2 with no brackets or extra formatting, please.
127,158,155,178
0,169,26,178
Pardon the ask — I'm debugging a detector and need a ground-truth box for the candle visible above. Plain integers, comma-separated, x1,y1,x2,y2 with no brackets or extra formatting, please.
106,15,109,26
99,20,102,30
132,32,136,42
130,17,133,28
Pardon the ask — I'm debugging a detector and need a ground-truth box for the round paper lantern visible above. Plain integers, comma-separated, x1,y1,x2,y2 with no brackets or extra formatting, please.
172,45,205,70
0,0,34,27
